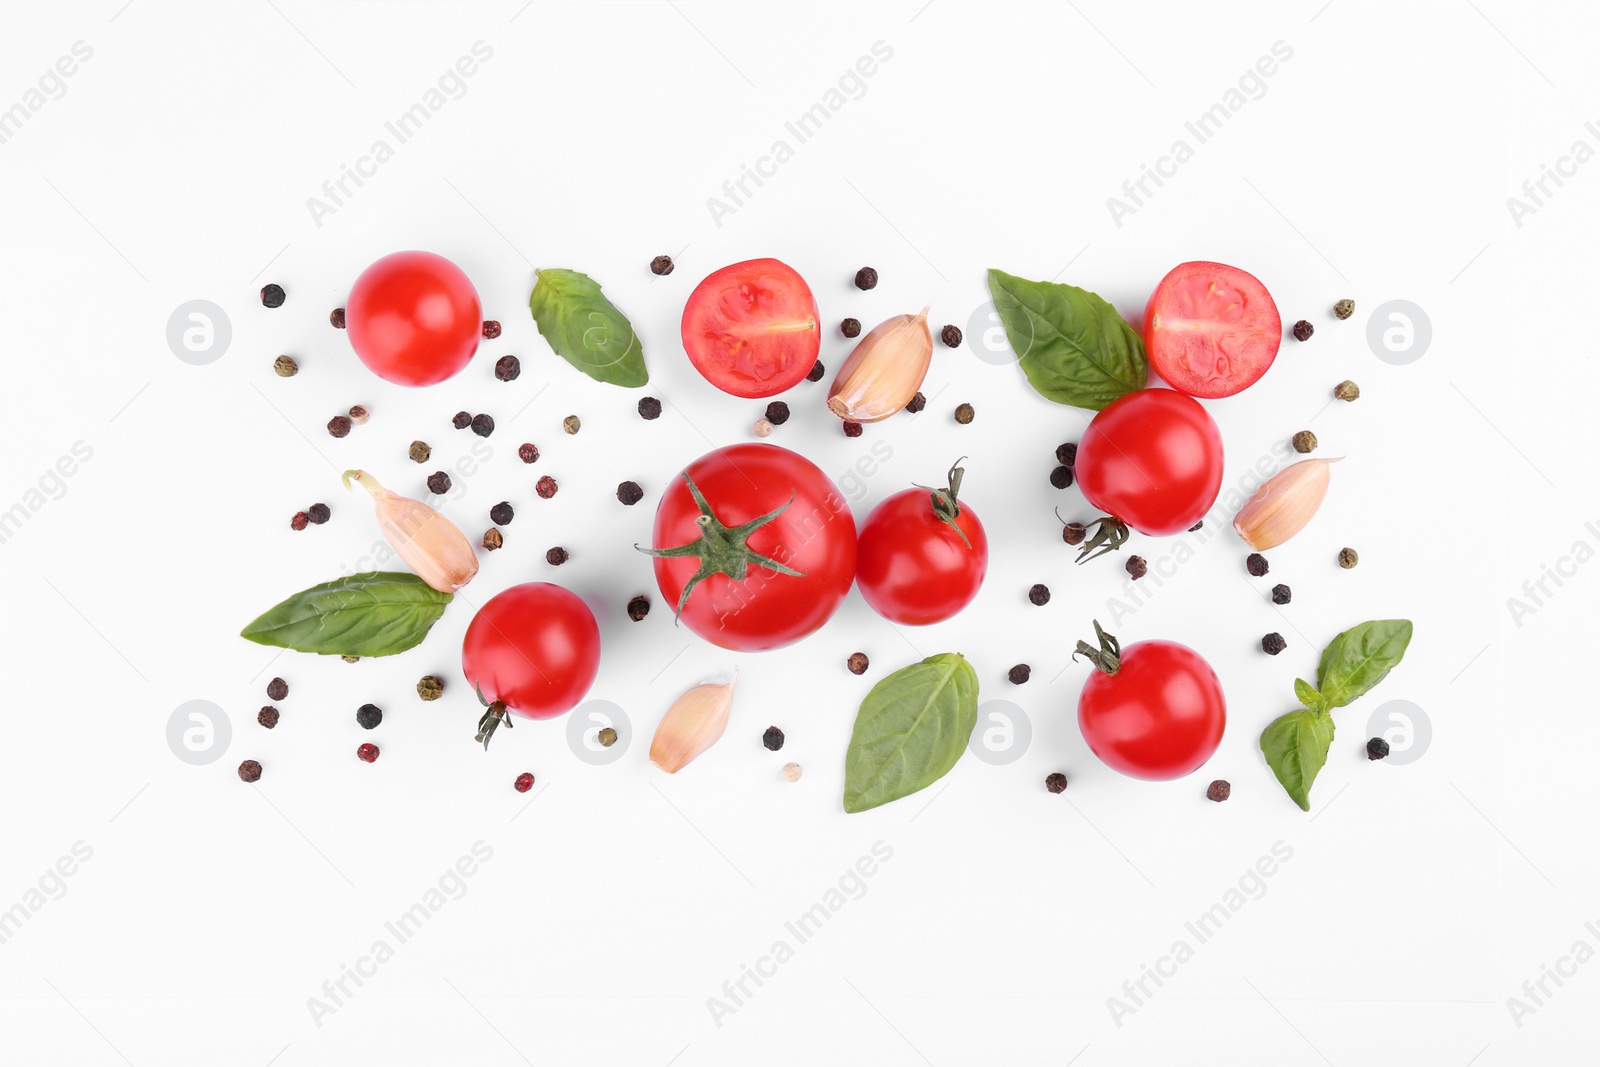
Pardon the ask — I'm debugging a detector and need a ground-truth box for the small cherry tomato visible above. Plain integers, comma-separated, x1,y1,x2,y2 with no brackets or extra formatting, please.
462,582,600,747
346,251,482,387
1075,622,1226,780
680,258,820,398
1144,261,1281,398
857,459,988,625
1074,388,1223,538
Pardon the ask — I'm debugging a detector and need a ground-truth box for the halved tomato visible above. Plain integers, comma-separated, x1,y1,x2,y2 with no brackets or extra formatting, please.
1143,262,1281,399
681,258,820,398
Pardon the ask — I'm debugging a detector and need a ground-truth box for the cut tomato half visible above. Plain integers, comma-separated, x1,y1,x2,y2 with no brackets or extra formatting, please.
1143,262,1281,399
681,258,820,398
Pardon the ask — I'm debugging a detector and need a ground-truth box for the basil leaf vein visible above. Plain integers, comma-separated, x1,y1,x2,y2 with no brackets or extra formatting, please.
240,572,453,657
1259,708,1335,812
843,653,979,814
986,268,1147,410
1316,620,1413,709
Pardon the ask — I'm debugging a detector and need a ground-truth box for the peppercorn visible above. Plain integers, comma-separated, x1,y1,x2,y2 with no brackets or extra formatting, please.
1050,465,1074,489
841,317,861,338
954,403,975,425
1246,552,1269,577
1206,779,1231,802
518,442,539,464
1126,555,1148,580
273,354,298,377
426,471,452,495
753,418,774,438
650,255,674,276
495,355,521,382
843,420,863,438
1056,442,1077,466
563,415,580,435
1292,430,1317,454
267,677,289,701
544,547,569,566
327,415,351,438
1334,380,1360,402
597,727,618,747
356,743,379,763
847,652,870,675
1045,772,1068,794
638,396,662,420
356,703,383,730
1292,319,1314,341
482,320,502,339
782,762,803,782
483,528,503,551
1334,299,1355,320
536,475,558,499
932,325,960,350
1028,583,1051,606
471,413,495,437
348,405,370,425
1062,522,1086,546
904,391,927,414
763,726,785,751
238,760,263,782
627,594,650,621
1367,737,1390,760
1008,664,1031,685
1338,547,1359,569
855,266,878,290
290,511,309,531
260,283,285,308
452,411,472,430
1188,521,1203,532
807,360,825,383
764,401,790,426
409,440,431,463
341,655,359,664
1262,632,1287,655
330,307,346,329
616,481,644,506
514,771,535,792
417,675,443,701
1271,583,1292,605
490,501,515,525
258,706,280,729
306,503,331,525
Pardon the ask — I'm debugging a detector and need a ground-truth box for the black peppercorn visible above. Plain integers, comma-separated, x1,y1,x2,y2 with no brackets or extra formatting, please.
841,317,861,338
627,594,650,621
1028,583,1051,606
638,396,662,420
843,420,863,438
483,528,503,551
490,501,514,525
855,266,878,290
847,652,870,675
954,403,975,425
1206,779,1231,802
306,503,330,525
258,706,280,729
1367,737,1390,760
546,546,569,565
1062,522,1086,546
1246,552,1269,577
327,415,352,438
329,307,346,329
518,442,539,464
453,411,472,430
1188,521,1203,532
495,355,521,382
238,760,263,783
356,703,383,730
1126,555,1148,580
426,471,451,495
904,391,927,413
763,726,785,751
1045,772,1068,794
290,511,309,531
260,283,285,308
1008,664,1031,685
267,677,288,701
1262,632,1287,655
417,675,443,701
764,401,790,426
1050,465,1074,489
409,440,431,463
471,413,495,437
806,360,825,383
1271,583,1291,605
1292,319,1314,341
482,320,502,339
650,255,674,276
617,481,644,506
940,324,962,347
273,354,298,377
536,475,558,499
1056,442,1077,466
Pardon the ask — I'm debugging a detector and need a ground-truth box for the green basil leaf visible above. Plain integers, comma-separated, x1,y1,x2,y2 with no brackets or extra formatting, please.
843,653,979,814
1293,677,1327,713
529,268,647,388
986,268,1147,410
1315,620,1413,709
1259,708,1335,812
240,572,453,657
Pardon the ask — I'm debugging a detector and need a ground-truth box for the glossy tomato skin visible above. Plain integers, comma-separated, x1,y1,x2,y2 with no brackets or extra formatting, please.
680,259,820,398
857,490,987,625
1144,261,1281,398
1075,389,1223,536
1078,640,1225,780
347,251,482,387
461,583,600,720
652,443,855,651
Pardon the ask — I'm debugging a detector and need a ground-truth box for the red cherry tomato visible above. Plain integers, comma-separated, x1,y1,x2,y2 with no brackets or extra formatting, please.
346,251,482,387
645,443,855,651
1074,388,1223,536
1075,624,1225,780
1144,261,1281,398
857,461,988,625
461,583,600,746
680,258,820,398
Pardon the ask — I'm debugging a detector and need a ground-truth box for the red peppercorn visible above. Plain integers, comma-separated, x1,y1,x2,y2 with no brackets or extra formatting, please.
238,760,263,782
1207,780,1231,802
536,475,558,499
518,443,539,463
482,320,502,339
842,420,863,438
356,743,379,763
290,511,309,531
1045,772,1068,794
514,772,535,792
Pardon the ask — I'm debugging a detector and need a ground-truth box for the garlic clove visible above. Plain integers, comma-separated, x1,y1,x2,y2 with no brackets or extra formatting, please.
650,670,737,773
343,469,479,592
827,307,933,423
1233,458,1340,550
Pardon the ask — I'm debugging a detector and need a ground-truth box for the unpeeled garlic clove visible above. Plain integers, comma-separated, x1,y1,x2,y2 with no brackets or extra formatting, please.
827,307,932,423
650,670,737,773
343,469,479,592
1233,458,1340,550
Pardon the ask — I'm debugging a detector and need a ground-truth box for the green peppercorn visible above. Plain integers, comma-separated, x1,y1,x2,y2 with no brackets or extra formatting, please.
1334,380,1360,402
273,355,298,377
1338,547,1359,568
1292,430,1317,453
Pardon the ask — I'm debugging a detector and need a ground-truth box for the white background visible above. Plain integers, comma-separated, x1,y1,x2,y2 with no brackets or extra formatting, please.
0,0,1590,1063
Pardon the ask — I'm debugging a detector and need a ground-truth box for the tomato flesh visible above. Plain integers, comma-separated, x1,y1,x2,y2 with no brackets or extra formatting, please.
857,490,987,625
347,251,482,387
1144,261,1280,398
681,259,820,398
1078,639,1225,780
1075,388,1223,536
460,583,600,720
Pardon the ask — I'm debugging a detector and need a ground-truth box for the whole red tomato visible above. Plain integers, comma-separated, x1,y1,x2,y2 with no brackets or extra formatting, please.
1075,622,1225,780
346,251,482,387
857,460,987,625
643,443,855,651
461,582,600,747
1074,388,1223,540
680,259,820,398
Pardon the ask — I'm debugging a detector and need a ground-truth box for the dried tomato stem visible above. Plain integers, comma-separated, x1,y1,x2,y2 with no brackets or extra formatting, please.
1072,620,1122,675
1074,516,1130,564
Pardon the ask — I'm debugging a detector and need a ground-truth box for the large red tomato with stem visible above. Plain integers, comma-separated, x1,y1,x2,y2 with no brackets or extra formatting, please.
680,259,820,398
346,251,482,387
642,443,855,651
461,582,600,748
1075,621,1226,780
857,459,988,625
1144,261,1281,398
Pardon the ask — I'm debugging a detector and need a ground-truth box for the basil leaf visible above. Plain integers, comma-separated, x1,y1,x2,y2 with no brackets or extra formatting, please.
986,268,1147,410
240,573,452,657
1259,708,1335,812
1293,677,1327,713
1315,620,1413,709
843,653,979,814
529,268,647,388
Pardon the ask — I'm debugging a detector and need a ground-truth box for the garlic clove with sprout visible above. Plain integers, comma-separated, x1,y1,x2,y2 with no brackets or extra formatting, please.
342,469,479,592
